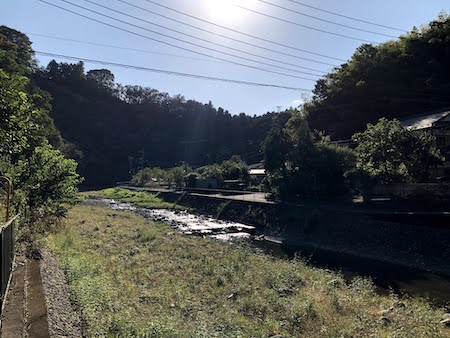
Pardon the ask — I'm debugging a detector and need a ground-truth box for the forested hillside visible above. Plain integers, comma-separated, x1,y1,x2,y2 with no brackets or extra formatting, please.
32,64,291,186
304,13,450,139
3,13,449,187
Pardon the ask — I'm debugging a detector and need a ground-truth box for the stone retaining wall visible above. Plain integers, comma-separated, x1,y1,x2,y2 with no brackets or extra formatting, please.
158,191,450,276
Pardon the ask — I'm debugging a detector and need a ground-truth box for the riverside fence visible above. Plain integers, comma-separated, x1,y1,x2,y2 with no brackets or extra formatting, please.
0,215,16,314
0,176,15,316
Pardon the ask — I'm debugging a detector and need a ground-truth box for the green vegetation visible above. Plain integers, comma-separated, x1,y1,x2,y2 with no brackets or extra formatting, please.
84,187,185,210
2,15,448,188
263,111,356,200
34,59,287,186
352,118,443,183
132,155,250,189
0,26,81,243
305,13,450,139
263,111,443,200
47,204,450,337
3,14,450,188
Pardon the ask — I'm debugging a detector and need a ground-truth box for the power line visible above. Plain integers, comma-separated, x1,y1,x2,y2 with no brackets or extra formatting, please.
234,3,379,43
284,0,407,32
28,32,230,64
35,51,312,91
253,0,398,38
140,0,346,62
82,0,326,76
115,0,336,69
39,0,317,81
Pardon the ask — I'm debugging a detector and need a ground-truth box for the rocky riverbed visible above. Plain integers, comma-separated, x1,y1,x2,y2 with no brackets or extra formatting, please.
94,199,256,241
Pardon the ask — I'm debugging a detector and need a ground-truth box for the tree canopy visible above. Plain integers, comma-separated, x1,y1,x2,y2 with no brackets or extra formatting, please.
0,25,81,230
305,13,450,139
352,118,443,183
263,110,356,200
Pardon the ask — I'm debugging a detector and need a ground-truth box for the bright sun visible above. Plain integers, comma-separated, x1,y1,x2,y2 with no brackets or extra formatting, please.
204,0,256,22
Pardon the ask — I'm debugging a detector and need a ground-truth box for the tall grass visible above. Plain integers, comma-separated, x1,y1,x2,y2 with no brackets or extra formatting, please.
47,204,449,337
82,188,185,210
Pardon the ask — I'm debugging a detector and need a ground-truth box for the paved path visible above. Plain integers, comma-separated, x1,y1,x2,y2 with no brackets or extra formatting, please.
190,192,274,204
2,257,50,338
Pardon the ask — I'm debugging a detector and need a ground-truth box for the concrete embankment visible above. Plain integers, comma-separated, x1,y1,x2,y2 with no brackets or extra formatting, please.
157,191,450,277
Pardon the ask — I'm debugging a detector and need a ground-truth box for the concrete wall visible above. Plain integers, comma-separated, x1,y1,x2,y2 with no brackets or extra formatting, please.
160,191,450,276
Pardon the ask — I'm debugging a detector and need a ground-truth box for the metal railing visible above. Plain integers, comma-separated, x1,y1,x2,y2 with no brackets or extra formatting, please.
0,176,15,316
0,215,16,312
371,183,450,198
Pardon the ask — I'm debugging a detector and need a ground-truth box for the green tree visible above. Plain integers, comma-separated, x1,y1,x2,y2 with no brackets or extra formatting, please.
0,70,41,155
264,111,356,199
352,118,443,183
263,117,290,176
0,26,35,74
12,142,81,218
304,13,450,139
87,69,115,93
168,166,186,188
197,164,223,185
132,167,167,186
220,155,249,182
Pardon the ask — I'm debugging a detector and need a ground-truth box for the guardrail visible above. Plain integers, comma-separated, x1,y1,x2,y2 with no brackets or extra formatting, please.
0,176,15,317
0,215,17,315
371,183,450,198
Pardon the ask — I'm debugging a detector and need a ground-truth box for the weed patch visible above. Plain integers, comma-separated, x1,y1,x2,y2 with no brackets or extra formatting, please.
47,204,450,337
83,188,185,210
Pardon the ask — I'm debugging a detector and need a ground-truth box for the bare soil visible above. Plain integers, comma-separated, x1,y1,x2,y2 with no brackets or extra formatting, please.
39,247,82,338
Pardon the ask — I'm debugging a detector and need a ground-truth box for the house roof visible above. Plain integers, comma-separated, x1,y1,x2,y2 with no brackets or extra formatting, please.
400,109,450,130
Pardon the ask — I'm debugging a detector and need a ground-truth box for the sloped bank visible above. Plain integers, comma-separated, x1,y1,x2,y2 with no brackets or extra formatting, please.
158,191,450,278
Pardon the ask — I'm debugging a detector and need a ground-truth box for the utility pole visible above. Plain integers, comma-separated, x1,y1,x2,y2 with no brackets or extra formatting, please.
137,148,145,170
128,156,134,178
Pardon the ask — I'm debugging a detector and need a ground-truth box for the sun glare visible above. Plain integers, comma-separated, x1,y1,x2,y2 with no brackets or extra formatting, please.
204,0,256,22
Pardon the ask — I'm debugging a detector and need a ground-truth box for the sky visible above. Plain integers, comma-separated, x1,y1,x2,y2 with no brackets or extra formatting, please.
1,0,449,115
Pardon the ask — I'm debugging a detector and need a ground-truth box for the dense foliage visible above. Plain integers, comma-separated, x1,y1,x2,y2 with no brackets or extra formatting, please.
132,155,250,188
305,13,450,139
3,14,448,206
33,63,292,186
263,110,356,200
19,14,449,187
0,26,81,238
352,118,443,183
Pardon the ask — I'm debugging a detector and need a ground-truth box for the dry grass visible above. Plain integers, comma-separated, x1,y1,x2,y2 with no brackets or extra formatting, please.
46,204,450,337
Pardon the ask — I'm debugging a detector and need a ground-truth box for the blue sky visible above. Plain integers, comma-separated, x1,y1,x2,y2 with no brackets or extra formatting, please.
2,0,448,115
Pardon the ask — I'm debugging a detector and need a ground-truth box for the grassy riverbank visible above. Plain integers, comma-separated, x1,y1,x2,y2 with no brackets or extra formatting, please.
45,203,449,337
82,187,186,210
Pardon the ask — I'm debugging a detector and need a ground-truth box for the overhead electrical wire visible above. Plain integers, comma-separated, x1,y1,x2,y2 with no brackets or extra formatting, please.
114,0,337,68
140,0,346,62
38,0,318,81
33,53,448,115
253,0,398,38
32,34,449,101
35,51,312,91
28,32,230,64
283,0,408,32
233,3,379,43
82,0,327,75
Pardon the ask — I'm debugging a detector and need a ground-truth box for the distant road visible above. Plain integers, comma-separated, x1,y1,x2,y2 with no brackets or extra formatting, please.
119,185,450,222
119,185,275,204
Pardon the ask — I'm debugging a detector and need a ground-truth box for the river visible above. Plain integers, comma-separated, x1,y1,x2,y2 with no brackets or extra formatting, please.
91,198,450,305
